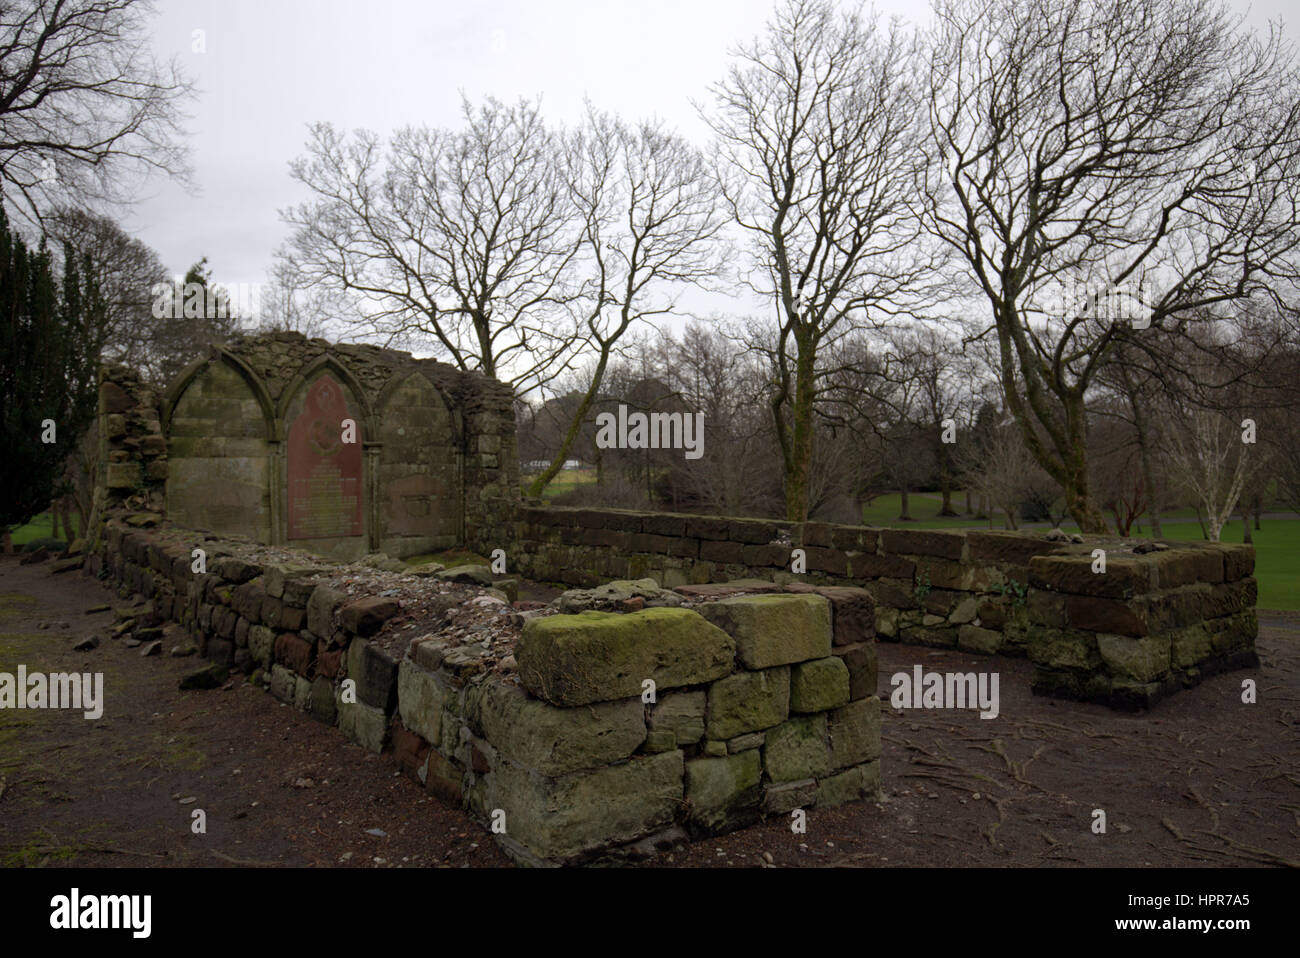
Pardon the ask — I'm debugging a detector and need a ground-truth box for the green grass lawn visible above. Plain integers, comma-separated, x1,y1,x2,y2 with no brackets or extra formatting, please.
856,492,1211,530
527,468,598,499
1141,518,1299,612
8,511,78,548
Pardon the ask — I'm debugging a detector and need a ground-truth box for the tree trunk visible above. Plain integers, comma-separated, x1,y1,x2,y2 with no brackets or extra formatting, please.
1254,495,1262,531
965,489,973,515
1063,466,1108,534
1193,503,1209,540
899,486,911,521
938,467,955,516
783,338,817,523
526,351,610,498
1240,502,1252,544
1135,417,1162,538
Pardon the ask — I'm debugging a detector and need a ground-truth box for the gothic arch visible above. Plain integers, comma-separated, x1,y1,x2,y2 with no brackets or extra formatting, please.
162,347,276,437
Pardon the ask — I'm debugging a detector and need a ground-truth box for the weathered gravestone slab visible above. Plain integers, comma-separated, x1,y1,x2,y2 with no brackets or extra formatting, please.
287,374,363,540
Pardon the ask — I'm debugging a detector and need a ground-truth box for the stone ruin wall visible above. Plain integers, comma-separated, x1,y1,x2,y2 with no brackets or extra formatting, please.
93,331,519,563
84,517,882,866
499,506,1258,710
73,336,1259,864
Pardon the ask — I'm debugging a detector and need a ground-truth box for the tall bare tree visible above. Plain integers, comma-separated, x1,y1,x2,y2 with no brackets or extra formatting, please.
707,0,937,522
526,106,726,496
0,0,193,224
282,96,585,392
925,0,1300,532
45,205,167,374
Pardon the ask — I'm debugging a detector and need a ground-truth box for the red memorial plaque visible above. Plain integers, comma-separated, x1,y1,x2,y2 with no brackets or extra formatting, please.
287,375,363,540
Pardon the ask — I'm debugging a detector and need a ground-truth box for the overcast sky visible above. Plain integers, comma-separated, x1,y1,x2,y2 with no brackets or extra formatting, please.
128,0,1295,303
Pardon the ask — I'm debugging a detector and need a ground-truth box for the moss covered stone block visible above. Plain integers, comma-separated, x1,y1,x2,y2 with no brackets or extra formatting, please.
338,699,389,753
705,667,789,740
790,657,850,713
1097,633,1171,682
817,760,880,807
762,779,817,815
957,624,1002,655
517,607,735,707
698,594,831,669
488,750,684,864
471,679,644,775
827,696,880,769
685,750,761,834
764,713,830,783
649,690,706,746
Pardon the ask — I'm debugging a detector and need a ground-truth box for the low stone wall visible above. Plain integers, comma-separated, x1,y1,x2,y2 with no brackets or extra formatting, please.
85,513,881,865
1024,546,1258,708
396,588,880,865
503,506,1258,709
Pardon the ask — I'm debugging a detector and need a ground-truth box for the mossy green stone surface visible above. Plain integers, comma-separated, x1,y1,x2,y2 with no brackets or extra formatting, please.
517,607,735,707
790,657,850,712
698,594,831,669
817,761,881,807
1097,633,1172,681
471,680,645,775
685,750,762,832
648,690,706,745
489,751,684,863
705,667,790,739
763,713,830,782
827,696,881,769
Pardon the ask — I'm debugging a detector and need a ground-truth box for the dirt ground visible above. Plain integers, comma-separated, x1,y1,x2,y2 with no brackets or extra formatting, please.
1,555,1297,868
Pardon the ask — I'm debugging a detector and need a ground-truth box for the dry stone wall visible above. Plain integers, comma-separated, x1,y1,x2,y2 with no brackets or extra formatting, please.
398,588,880,865
502,506,1258,710
85,513,881,866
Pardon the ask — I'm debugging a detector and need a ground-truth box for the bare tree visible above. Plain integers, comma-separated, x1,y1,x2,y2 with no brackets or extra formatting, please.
955,409,1052,529
45,205,167,374
707,0,938,522
1159,405,1250,542
1096,338,1168,536
526,106,726,496
886,326,970,516
256,255,355,340
925,0,1300,532
0,0,193,224
653,322,783,516
282,96,585,392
